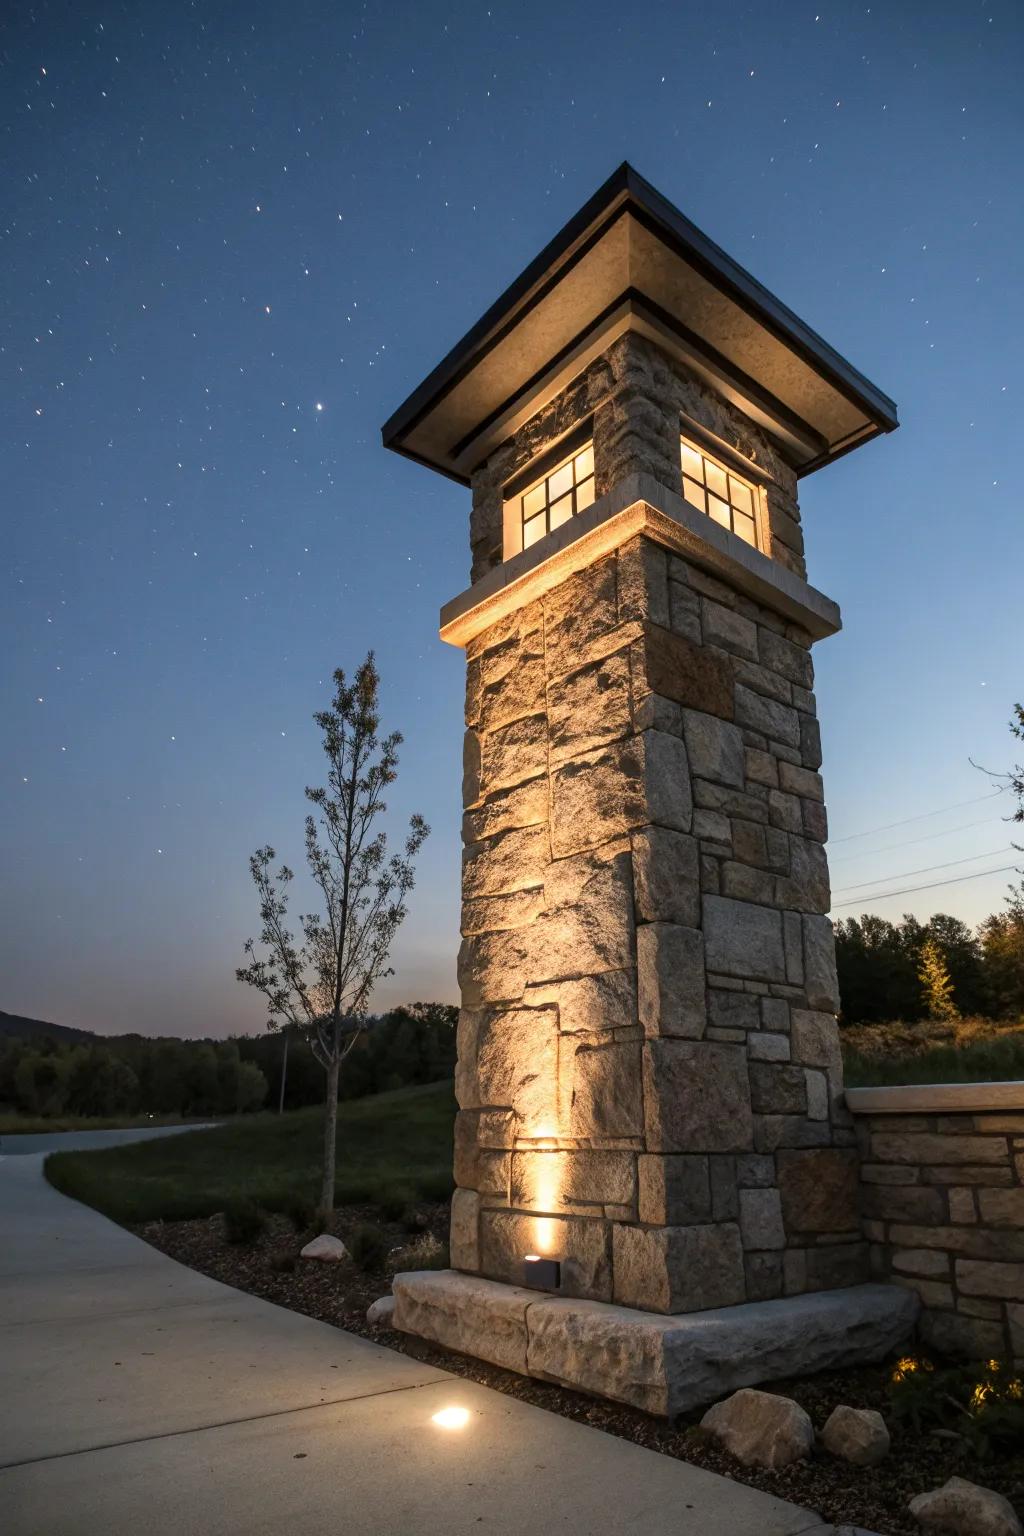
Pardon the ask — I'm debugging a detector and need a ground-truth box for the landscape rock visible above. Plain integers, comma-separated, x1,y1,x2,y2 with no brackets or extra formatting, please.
299,1233,349,1262
908,1476,1023,1536
700,1387,814,1468
366,1294,396,1327
821,1404,890,1466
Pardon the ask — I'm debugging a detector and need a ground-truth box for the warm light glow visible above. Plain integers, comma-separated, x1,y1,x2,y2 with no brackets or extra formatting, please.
431,1406,471,1430
680,434,759,549
891,1355,933,1384
516,442,594,553
532,1217,557,1255
522,1149,564,1255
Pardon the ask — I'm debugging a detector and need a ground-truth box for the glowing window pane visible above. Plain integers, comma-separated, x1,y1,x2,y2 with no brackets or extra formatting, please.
515,440,595,555
729,477,753,514
549,493,573,528
705,460,728,499
523,513,546,548
548,462,573,500
680,435,760,554
680,443,703,482
683,477,705,511
522,483,546,518
734,511,757,546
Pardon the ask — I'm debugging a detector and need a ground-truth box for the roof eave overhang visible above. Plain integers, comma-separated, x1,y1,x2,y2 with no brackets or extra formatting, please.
382,163,898,484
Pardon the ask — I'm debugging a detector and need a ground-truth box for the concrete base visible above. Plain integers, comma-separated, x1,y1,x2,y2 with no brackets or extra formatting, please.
392,1270,919,1418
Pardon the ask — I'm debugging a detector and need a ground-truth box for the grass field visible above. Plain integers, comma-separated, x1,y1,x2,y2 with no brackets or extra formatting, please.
842,1016,1024,1086
44,1079,456,1225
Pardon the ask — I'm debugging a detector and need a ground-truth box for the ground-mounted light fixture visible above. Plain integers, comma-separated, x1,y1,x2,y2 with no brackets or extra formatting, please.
522,1253,561,1291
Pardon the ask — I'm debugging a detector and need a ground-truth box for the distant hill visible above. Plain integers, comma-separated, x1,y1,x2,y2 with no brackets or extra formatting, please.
0,1010,96,1044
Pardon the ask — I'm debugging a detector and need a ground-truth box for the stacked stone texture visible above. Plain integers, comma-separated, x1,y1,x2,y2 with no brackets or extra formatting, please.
859,1109,1024,1362
469,332,806,586
452,328,865,1313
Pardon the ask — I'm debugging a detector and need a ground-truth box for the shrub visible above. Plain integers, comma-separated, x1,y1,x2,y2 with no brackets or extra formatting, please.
223,1198,266,1245
282,1193,317,1232
889,1354,1024,1457
391,1231,448,1272
348,1221,390,1272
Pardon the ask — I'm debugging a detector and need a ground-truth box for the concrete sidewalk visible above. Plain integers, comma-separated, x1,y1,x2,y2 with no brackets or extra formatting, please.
1,1139,866,1536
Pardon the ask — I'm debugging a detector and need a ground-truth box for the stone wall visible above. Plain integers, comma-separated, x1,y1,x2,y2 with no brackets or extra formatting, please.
852,1091,1024,1362
453,529,865,1314
468,332,805,585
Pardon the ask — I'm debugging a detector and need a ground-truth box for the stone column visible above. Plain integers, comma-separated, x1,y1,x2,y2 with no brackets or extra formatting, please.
453,459,864,1311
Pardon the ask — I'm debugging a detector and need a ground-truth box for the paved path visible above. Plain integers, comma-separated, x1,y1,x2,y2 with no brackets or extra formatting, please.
1,1123,215,1155
1,1133,863,1536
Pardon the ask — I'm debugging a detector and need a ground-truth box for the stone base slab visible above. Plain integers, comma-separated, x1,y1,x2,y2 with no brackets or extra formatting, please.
391,1269,919,1418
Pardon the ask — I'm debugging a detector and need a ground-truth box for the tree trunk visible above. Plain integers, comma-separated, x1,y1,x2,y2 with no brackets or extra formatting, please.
319,1054,340,1217
278,1030,290,1114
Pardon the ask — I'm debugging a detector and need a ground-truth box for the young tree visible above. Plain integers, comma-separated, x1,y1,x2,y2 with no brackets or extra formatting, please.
922,914,986,1015
237,655,428,1215
918,937,960,1022
979,884,1024,1018
1009,703,1024,824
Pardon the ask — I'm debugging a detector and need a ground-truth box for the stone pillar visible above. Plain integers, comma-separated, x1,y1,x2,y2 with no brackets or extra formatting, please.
452,359,865,1312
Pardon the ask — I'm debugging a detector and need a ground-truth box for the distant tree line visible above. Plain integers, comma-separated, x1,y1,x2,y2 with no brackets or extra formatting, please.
238,1002,458,1110
0,1002,456,1121
835,889,1024,1025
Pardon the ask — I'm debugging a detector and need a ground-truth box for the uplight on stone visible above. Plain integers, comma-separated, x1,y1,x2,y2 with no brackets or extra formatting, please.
431,1406,471,1430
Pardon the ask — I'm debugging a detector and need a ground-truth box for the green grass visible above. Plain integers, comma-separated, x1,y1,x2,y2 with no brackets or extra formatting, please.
44,1080,456,1225
0,1112,203,1135
843,1029,1024,1087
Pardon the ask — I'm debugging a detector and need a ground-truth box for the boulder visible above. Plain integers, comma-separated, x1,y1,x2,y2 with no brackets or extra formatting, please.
821,1404,890,1467
909,1477,1023,1536
701,1387,814,1469
366,1294,396,1328
299,1233,349,1261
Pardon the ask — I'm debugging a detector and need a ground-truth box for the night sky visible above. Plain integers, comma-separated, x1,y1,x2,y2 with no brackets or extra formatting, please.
3,2,1021,1039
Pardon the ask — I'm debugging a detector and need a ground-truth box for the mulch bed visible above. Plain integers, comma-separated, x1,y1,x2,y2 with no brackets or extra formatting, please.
136,1205,1024,1536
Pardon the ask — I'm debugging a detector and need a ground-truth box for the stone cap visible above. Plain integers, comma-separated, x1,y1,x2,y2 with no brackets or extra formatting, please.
845,1081,1024,1115
382,162,898,485
439,474,841,648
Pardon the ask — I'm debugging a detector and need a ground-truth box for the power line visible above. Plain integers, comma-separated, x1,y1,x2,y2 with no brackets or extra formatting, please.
832,847,1014,897
831,862,1020,911
829,786,1007,845
830,813,1009,865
